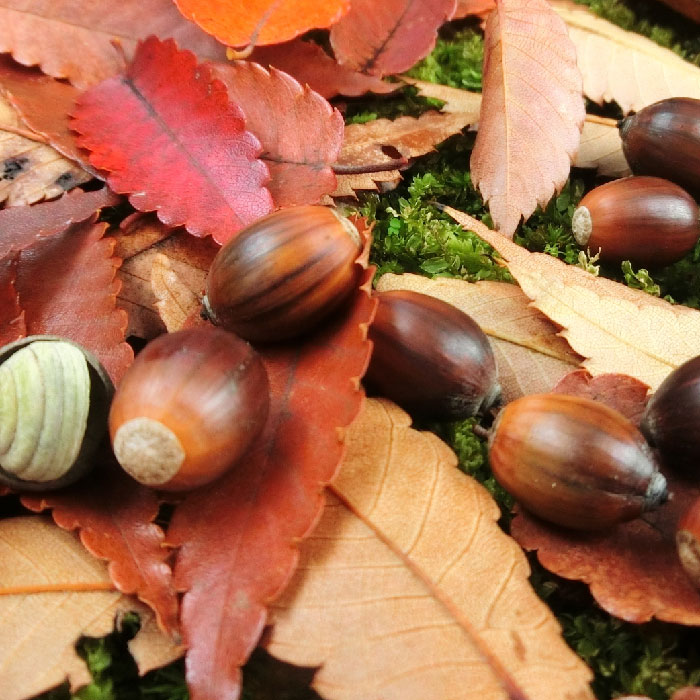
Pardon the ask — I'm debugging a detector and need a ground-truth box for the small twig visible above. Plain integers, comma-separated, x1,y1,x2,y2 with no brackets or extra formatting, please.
226,0,283,60
332,156,409,175
0,581,116,596
472,424,490,441
584,114,619,128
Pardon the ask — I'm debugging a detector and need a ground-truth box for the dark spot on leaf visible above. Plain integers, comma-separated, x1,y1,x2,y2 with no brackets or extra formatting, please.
2,157,29,181
55,171,77,190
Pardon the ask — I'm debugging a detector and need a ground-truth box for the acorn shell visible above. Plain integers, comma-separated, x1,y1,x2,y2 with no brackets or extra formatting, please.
489,393,667,530
109,327,269,491
366,290,501,420
572,176,700,267
204,205,362,342
0,335,113,491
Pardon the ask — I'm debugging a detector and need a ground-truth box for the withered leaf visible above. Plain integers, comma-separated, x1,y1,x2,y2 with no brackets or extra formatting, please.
151,253,201,333
266,399,594,700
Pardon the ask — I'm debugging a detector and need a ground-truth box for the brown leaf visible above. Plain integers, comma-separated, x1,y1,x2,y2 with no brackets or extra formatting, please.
0,257,25,346
451,0,495,19
0,516,181,700
330,0,457,77
656,0,700,22
552,0,700,114
265,398,594,700
248,40,396,99
0,91,90,206
376,273,581,402
329,169,403,200
471,0,584,236
0,0,227,89
212,62,344,208
443,206,700,391
151,253,201,332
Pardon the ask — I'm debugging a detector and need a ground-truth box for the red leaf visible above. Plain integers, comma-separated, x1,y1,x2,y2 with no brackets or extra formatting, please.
0,0,227,89
248,40,397,99
0,188,120,260
21,459,179,637
168,236,376,699
330,0,457,77
212,62,344,208
0,257,26,346
73,37,273,246
7,218,132,385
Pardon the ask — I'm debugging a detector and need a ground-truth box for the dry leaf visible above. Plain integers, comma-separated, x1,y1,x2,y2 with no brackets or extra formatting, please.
655,0,700,22
443,205,700,390
552,0,700,114
329,170,402,200
471,0,584,236
151,253,201,332
576,115,630,178
266,398,594,700
0,91,89,206
0,516,181,700
376,273,581,402
451,0,495,19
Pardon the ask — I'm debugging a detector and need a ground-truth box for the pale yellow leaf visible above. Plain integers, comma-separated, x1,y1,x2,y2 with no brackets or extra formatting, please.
552,0,700,114
151,253,201,332
404,78,484,114
376,273,581,402
444,205,700,390
0,517,181,700
266,398,594,700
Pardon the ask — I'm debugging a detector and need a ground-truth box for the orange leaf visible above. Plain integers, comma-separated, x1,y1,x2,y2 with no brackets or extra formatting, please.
471,0,584,236
173,0,350,49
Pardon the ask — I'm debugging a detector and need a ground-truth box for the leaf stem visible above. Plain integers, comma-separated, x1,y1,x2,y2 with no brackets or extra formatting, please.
332,157,409,175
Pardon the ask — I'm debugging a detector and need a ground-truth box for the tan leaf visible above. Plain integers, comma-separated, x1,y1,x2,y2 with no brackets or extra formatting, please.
0,517,181,700
328,170,402,200
404,78,484,113
266,398,594,700
151,253,201,332
471,0,585,237
376,273,581,402
552,0,700,114
443,205,700,390
0,93,89,206
576,115,631,178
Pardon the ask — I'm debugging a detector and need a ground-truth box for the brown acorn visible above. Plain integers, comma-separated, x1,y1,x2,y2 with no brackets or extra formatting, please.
109,327,269,491
203,205,362,342
572,176,700,267
365,290,500,420
677,497,700,589
489,394,667,530
620,97,700,198
641,355,700,474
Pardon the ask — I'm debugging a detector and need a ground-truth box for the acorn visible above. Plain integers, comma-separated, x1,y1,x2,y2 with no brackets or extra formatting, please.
489,393,667,530
203,205,362,343
620,97,700,198
677,497,700,589
109,327,269,491
641,355,700,474
571,176,700,267
0,336,113,491
365,290,501,420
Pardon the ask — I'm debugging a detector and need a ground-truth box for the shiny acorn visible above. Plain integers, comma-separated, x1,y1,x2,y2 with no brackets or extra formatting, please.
641,355,700,474
572,176,700,267
203,205,362,342
365,290,501,420
0,336,113,491
109,327,269,491
620,97,700,198
489,393,667,530
677,497,700,589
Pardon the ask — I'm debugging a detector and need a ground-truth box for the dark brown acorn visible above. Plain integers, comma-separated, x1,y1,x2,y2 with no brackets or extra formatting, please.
203,205,362,342
0,335,113,491
109,327,269,491
620,97,700,198
677,497,700,589
365,290,501,420
572,176,700,267
489,393,667,530
641,355,700,474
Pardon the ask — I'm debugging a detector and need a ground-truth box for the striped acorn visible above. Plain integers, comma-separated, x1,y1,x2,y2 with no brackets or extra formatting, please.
0,336,113,491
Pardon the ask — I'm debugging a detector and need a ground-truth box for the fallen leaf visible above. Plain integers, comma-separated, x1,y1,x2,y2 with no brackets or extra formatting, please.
655,0,700,22
173,0,350,49
22,459,179,637
329,169,402,200
151,253,201,332
443,206,700,391
168,249,376,700
552,0,700,114
212,62,344,208
510,372,700,625
265,398,594,700
376,273,581,402
0,0,227,89
451,0,496,19
0,516,181,700
0,257,25,346
330,0,457,77
74,37,272,246
471,0,585,236
0,91,90,206
248,40,396,99
404,78,485,113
